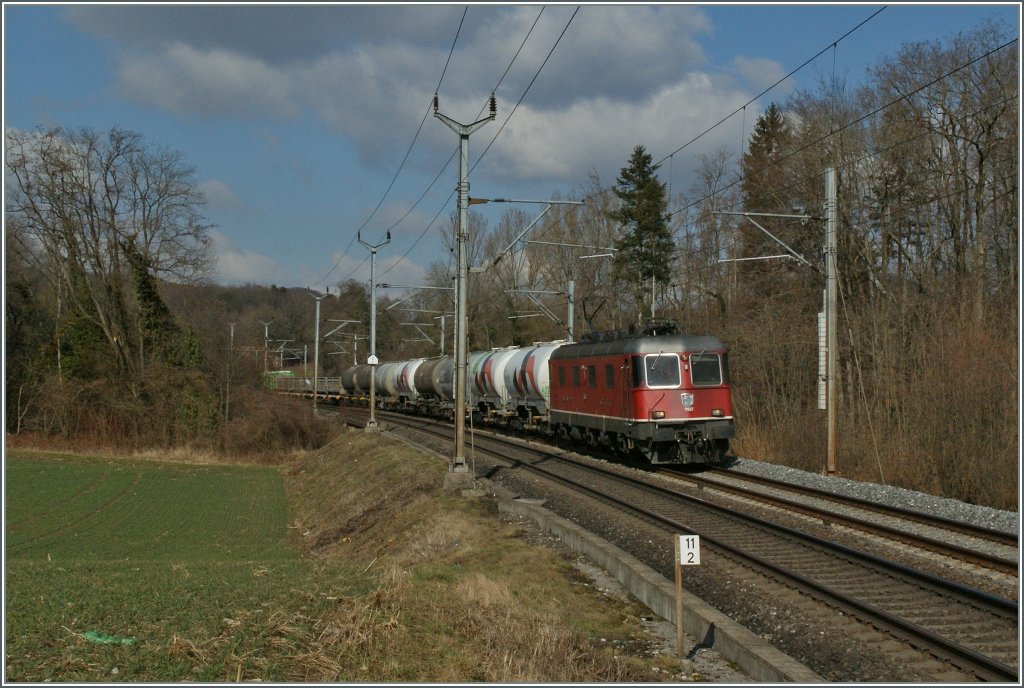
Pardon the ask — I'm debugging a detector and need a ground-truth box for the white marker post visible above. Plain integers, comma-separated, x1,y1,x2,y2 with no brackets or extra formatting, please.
675,534,701,656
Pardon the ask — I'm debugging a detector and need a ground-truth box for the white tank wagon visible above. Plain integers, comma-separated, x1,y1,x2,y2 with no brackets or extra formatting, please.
502,341,566,426
468,350,490,400
374,362,401,396
394,358,426,404
471,346,521,415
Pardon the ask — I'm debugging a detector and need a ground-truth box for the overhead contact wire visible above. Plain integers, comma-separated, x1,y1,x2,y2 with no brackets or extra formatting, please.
379,6,553,279
319,6,468,285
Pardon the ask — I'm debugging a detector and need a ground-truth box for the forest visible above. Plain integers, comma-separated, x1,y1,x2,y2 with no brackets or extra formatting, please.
5,21,1017,509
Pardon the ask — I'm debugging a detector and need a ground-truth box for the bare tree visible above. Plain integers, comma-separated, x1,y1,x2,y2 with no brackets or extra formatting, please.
6,126,214,393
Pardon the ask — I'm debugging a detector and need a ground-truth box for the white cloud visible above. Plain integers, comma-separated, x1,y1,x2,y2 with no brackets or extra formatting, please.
94,6,777,234
479,74,754,185
118,43,297,118
730,56,792,95
211,230,291,285
199,179,243,211
99,6,734,178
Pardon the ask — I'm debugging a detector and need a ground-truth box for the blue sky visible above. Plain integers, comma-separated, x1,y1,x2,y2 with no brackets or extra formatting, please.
4,3,1020,291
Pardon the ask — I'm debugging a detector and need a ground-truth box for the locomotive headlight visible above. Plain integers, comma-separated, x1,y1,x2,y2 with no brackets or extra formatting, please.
680,392,694,410
651,410,666,420
712,408,723,417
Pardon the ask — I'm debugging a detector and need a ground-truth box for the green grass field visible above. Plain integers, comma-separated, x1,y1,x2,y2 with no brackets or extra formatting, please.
6,440,691,683
5,452,368,682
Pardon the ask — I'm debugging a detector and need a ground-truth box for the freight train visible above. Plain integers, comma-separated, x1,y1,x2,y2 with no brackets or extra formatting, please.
277,321,734,464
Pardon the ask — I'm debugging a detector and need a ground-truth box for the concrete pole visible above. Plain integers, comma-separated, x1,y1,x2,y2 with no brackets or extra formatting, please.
259,320,272,374
226,322,234,421
435,95,495,473
359,232,390,430
567,279,575,343
825,167,838,475
309,289,327,415
453,131,470,468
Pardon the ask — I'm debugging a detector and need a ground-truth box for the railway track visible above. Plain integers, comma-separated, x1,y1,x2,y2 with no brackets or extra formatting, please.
330,405,1019,682
661,466,1019,578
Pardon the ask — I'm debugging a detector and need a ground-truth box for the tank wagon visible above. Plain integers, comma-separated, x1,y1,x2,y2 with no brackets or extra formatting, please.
471,347,521,415
501,342,565,427
412,356,455,416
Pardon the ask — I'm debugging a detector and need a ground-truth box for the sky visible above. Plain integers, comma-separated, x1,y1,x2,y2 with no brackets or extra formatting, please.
4,2,1020,292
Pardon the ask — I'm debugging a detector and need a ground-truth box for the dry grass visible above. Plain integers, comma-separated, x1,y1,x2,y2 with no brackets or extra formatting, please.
279,428,689,682
8,428,692,682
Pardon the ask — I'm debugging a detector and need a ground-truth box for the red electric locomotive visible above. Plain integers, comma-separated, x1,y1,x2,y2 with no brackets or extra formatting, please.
548,321,734,464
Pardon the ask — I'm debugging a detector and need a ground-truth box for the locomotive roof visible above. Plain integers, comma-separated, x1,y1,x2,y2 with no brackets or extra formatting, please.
551,334,726,359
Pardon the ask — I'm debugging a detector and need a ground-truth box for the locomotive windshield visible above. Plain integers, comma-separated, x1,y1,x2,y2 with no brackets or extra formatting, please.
690,353,723,386
644,354,681,388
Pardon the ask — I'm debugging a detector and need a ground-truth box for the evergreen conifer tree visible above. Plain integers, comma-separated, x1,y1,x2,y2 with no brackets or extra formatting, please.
607,145,674,321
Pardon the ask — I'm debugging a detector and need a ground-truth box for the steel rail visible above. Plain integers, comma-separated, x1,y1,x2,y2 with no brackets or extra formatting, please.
662,468,1019,575
707,466,1019,548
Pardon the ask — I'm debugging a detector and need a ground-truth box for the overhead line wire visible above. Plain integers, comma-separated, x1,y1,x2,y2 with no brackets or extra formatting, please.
667,37,1019,220
378,6,557,280
317,6,468,286
471,6,581,174
373,4,884,288
526,5,889,247
381,5,547,268
654,6,887,168
672,90,1020,236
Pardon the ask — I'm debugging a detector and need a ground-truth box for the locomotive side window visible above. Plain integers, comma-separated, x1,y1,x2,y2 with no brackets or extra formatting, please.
558,365,566,387
644,354,681,388
630,356,643,387
604,364,615,388
587,365,597,388
572,366,581,387
690,353,723,386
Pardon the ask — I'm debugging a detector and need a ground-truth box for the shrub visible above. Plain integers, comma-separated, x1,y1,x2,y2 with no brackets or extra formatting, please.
219,387,334,461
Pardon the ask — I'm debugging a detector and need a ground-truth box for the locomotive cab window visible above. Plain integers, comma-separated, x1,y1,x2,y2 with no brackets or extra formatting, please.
644,354,681,388
690,353,723,386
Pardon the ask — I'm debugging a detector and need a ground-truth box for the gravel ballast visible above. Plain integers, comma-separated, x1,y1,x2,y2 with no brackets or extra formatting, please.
725,456,1019,534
